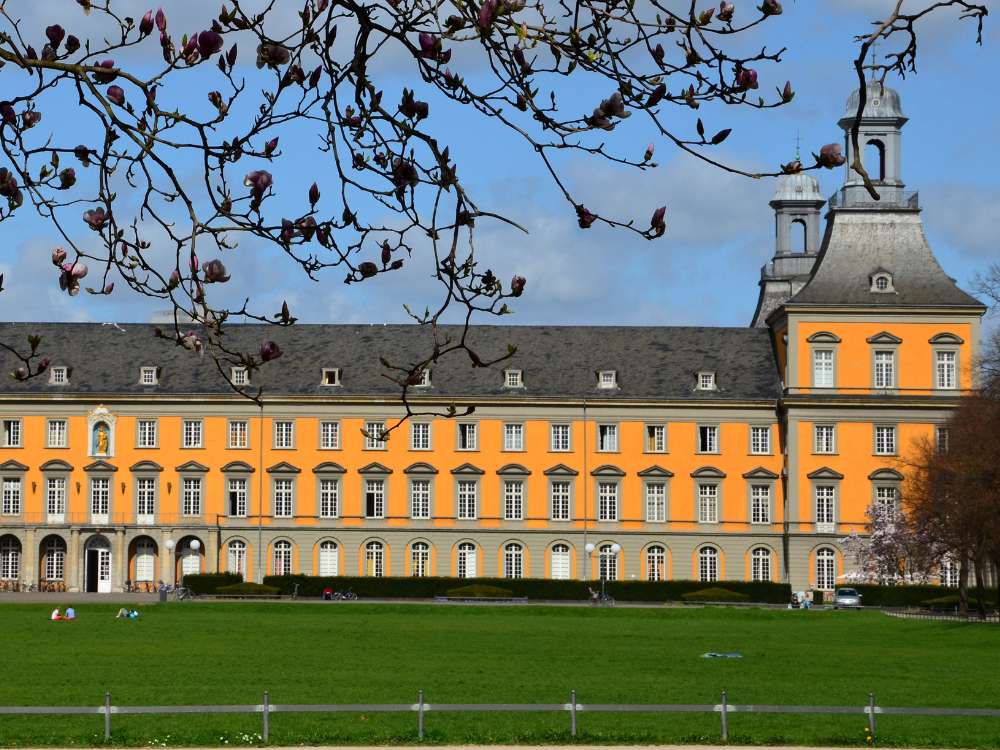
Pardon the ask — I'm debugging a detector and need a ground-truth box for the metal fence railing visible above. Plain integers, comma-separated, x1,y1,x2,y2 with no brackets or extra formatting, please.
2,691,999,743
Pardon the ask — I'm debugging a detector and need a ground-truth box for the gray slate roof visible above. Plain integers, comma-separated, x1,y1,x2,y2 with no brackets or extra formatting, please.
0,322,781,402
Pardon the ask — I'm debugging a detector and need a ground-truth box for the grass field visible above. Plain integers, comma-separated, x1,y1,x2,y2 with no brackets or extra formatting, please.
1,602,998,747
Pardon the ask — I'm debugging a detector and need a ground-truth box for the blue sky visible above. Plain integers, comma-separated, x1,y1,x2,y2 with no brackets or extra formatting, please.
0,0,997,332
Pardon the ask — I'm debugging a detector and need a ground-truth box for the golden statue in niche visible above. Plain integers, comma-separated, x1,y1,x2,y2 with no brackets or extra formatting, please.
95,423,109,455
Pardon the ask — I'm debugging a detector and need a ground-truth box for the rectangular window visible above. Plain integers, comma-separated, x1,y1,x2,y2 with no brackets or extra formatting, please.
457,423,477,451
645,483,666,522
698,483,719,523
936,426,950,453
137,419,158,449
364,421,386,450
751,485,771,524
2,478,21,515
182,419,203,448
457,480,478,520
698,425,719,453
410,422,431,451
50,367,68,384
597,424,618,452
90,477,110,521
47,419,68,448
231,367,249,386
645,424,666,453
2,419,21,448
273,478,294,517
503,480,524,520
874,425,897,455
875,485,897,510
228,478,247,517
182,478,202,516
815,485,836,531
136,477,156,520
46,477,66,518
814,424,836,454
274,420,294,449
873,350,896,389
319,479,339,518
936,351,957,389
698,372,716,390
503,423,524,451
750,425,771,455
813,349,834,388
550,423,571,452
410,479,431,519
597,482,618,521
321,368,341,386
320,421,341,450
505,369,523,388
550,481,571,521
140,366,158,385
228,420,248,449
365,479,385,518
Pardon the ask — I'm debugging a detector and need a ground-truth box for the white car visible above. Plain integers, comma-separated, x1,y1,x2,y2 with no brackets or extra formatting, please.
833,588,863,609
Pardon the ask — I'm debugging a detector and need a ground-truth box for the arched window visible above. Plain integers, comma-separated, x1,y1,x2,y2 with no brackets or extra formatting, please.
790,218,807,253
365,540,384,577
503,543,523,579
646,545,666,582
273,540,293,576
865,140,885,181
44,537,66,581
816,547,836,590
227,540,247,577
134,538,156,582
940,555,959,588
0,536,21,581
551,543,571,580
180,540,201,577
599,543,618,581
698,546,719,583
411,542,429,577
457,542,477,578
751,547,771,582
318,540,338,577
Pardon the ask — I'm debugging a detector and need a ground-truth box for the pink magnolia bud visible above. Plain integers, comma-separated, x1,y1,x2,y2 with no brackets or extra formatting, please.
93,59,117,84
59,167,76,188
197,30,223,58
381,242,391,266
65,35,80,53
816,143,846,168
309,182,320,206
155,8,167,32
358,262,378,278
12,367,28,381
139,10,154,36
201,258,230,282
63,261,89,279
477,0,497,29
188,254,200,272
259,340,282,362
759,0,781,15
37,357,50,373
244,170,273,198
52,247,67,266
167,269,180,290
718,2,735,22
0,102,15,125
650,205,667,236
510,275,526,297
83,207,107,230
644,143,654,162
735,67,758,90
264,137,278,156
106,86,125,106
22,111,41,128
46,25,66,48
576,205,597,229
103,282,114,294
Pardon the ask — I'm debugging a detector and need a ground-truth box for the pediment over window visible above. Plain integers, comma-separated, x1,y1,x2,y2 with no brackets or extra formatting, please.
742,467,779,480
807,466,844,480
691,466,726,479
222,461,255,473
806,331,842,344
40,459,73,472
0,459,29,472
176,460,210,473
543,463,579,476
929,332,964,345
866,331,903,345
313,461,347,474
451,463,484,475
497,463,531,476
404,462,438,475
638,465,674,478
130,460,163,473
358,462,391,475
869,468,903,481
84,460,118,473
591,464,625,477
267,461,301,474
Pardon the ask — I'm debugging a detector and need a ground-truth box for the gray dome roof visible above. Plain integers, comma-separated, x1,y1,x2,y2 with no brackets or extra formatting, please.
772,172,823,202
845,81,903,119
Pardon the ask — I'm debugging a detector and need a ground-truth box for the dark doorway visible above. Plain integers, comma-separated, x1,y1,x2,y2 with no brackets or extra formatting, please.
85,549,99,592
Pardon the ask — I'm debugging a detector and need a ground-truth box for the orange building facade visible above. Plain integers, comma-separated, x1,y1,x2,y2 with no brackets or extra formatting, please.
0,84,986,592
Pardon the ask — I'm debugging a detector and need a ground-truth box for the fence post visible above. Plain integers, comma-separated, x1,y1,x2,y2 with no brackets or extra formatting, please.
867,692,877,737
262,690,270,744
104,691,111,742
570,690,577,737
417,689,424,740
720,689,728,742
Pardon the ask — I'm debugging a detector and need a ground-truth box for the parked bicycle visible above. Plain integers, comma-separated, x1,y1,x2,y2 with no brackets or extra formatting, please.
588,587,615,607
333,588,358,601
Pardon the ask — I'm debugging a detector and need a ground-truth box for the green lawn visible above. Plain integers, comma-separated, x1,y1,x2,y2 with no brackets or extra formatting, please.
1,602,998,747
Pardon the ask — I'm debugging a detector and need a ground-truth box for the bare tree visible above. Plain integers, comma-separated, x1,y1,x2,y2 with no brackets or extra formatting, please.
0,1,988,417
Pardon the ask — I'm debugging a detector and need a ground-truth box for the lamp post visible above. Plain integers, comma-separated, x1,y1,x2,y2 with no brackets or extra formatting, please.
584,542,621,603
164,539,175,586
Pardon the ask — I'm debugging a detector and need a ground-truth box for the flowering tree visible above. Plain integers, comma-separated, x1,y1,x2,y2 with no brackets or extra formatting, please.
841,502,939,586
0,0,989,411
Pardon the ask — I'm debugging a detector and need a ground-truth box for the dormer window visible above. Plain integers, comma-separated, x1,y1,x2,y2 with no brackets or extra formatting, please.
230,366,249,386
415,369,431,388
49,366,69,385
139,366,158,386
871,272,894,293
321,368,341,387
504,369,523,388
697,371,717,391
598,370,618,389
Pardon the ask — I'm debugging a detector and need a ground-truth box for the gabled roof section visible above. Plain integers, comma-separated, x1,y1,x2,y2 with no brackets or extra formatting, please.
866,331,903,345
130,460,163,472
313,461,347,474
84,460,118,473
0,459,28,472
451,463,484,475
742,467,779,480
222,461,255,473
40,459,73,472
869,468,904,481
691,466,726,479
929,332,964,345
591,464,625,477
543,464,579,476
267,461,301,474
404,462,438,475
807,467,844,480
176,460,209,473
638,465,674,478
358,462,391,475
497,463,531,476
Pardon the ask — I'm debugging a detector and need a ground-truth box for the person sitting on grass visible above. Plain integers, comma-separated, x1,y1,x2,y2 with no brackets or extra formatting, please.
50,607,61,621
65,607,76,620
128,608,139,619
115,607,129,619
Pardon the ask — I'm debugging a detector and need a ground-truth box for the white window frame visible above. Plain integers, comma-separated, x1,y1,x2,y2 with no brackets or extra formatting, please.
456,480,478,520
318,540,338,576
139,366,158,385
812,349,835,388
502,479,525,521
816,547,836,589
410,422,431,451
597,370,618,389
410,478,431,519
597,481,618,521
89,476,111,523
46,419,68,449
411,542,430,577
49,366,69,385
227,477,248,518
815,485,836,533
365,541,384,577
550,480,571,521
550,423,571,452
136,477,156,523
698,546,719,582
551,543,571,580
456,422,478,451
2,419,22,448
597,423,618,453
873,349,896,390
814,424,836,454
182,419,203,449
935,426,950,453
645,424,667,453
598,544,618,581
935,350,958,390
457,542,477,578
46,477,66,521
697,371,717,391
319,420,341,450
503,543,524,579
645,482,666,522
319,478,340,519
228,419,248,449
751,484,771,524
874,424,897,456
181,477,203,516
273,420,295,449
697,424,719,454
273,540,293,576
646,545,666,581
273,478,294,518
228,540,248,578
2,477,22,516
321,368,341,387
874,485,898,510
231,366,249,386
364,478,386,519
504,369,523,388
750,425,771,455
503,423,525,452
697,483,719,524
751,547,772,582
365,421,387,450
137,418,158,449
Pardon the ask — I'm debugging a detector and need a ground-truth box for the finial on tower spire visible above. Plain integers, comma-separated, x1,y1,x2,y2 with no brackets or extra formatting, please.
794,130,802,161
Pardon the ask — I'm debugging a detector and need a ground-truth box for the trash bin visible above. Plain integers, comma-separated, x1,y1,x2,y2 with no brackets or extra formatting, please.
159,589,167,603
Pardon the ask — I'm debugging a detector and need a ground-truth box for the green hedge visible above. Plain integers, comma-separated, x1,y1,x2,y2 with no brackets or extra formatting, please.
215,582,281,596
182,572,243,594
852,584,998,607
681,587,750,602
262,575,791,603
444,584,515,598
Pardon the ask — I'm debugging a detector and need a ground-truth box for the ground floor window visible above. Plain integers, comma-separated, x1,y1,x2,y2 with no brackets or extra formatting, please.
457,543,477,578
134,538,156,582
365,541,384,577
504,543,523,579
411,542,429,577
228,540,247,577
698,546,719,582
598,544,618,581
940,555,959,587
44,537,66,581
319,541,338,576
273,540,293,576
816,547,836,590
0,536,20,580
551,543,571,580
750,547,771,582
646,545,665,581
